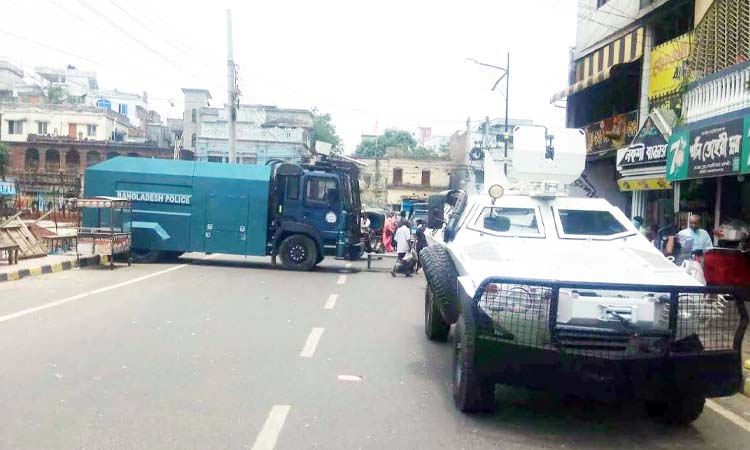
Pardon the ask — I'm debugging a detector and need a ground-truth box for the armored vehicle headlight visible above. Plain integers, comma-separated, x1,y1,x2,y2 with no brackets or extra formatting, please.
488,184,504,200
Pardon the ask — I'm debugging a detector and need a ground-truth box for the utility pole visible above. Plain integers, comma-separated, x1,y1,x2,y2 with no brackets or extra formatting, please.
467,53,510,173
226,9,237,164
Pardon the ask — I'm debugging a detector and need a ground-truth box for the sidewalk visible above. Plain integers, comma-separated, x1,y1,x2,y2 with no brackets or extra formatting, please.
0,252,109,282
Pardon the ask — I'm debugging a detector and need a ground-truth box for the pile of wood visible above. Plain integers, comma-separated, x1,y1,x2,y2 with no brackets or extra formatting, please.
0,212,48,259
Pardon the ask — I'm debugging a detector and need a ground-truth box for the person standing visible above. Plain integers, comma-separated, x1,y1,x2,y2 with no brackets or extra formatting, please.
383,213,396,252
391,220,412,277
678,214,714,252
414,218,428,273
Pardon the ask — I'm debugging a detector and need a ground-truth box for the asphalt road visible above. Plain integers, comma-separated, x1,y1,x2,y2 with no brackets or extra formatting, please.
0,254,748,450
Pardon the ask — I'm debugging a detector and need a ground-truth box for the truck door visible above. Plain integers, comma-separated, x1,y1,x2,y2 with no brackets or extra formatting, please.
302,175,341,248
278,175,302,222
204,193,249,255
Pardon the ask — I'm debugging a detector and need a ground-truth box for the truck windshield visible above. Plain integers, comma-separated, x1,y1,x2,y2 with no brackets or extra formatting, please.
557,209,629,237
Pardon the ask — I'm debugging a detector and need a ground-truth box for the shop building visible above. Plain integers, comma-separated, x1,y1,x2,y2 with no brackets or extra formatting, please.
551,0,696,224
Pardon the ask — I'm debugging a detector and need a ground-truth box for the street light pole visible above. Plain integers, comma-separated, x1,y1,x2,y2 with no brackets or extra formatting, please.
467,53,510,173
503,52,510,164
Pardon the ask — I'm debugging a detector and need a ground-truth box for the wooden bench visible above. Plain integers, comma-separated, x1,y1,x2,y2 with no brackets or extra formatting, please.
366,251,398,269
0,243,20,265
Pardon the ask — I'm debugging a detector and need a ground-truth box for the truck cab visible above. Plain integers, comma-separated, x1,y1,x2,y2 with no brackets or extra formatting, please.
270,158,363,269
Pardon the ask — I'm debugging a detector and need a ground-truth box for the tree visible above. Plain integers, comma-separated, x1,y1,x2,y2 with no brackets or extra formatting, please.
0,143,8,181
311,108,342,153
46,86,67,104
354,128,417,158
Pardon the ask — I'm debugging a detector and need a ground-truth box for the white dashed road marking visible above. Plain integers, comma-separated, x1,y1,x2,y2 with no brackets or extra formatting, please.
337,275,347,284
300,327,324,358
250,405,291,450
324,294,338,310
706,400,750,433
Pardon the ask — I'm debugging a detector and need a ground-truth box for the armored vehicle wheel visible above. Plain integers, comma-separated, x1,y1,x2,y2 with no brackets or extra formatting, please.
420,246,459,324
452,314,495,413
645,397,705,425
130,248,161,263
425,286,450,341
279,235,317,271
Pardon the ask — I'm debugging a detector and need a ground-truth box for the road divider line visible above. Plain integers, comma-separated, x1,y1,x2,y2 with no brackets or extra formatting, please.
0,264,189,324
250,405,291,450
337,275,347,285
706,400,750,433
300,327,324,358
324,294,338,310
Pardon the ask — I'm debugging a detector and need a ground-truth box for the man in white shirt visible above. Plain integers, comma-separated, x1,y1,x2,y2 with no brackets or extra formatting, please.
677,214,714,252
391,221,413,277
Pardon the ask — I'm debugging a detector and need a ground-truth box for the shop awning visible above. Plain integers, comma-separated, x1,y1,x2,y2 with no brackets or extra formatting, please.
617,176,671,191
551,27,644,103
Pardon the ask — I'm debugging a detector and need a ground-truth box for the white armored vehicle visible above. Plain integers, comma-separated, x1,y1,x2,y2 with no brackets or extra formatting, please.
420,125,748,424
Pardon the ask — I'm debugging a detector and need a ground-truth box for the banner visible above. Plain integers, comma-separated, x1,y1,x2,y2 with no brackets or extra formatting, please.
649,32,691,99
585,111,639,154
667,115,749,181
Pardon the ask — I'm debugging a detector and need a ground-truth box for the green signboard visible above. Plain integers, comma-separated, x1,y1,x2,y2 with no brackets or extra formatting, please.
667,114,750,181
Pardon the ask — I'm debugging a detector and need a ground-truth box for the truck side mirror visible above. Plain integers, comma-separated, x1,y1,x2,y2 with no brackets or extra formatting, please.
427,194,444,229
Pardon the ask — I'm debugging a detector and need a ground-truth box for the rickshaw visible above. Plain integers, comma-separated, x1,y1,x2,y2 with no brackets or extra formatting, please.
361,208,386,253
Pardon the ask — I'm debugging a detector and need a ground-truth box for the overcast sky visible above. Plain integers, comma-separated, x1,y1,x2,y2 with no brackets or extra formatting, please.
2,0,578,152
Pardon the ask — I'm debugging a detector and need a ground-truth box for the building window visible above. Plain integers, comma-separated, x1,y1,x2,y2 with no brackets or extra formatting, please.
86,124,97,137
37,122,48,135
191,134,197,148
392,168,403,185
597,0,609,7
191,108,197,123
118,103,128,116
421,170,431,187
7,120,23,135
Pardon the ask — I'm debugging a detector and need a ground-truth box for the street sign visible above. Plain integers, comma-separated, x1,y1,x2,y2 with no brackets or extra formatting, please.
0,181,16,196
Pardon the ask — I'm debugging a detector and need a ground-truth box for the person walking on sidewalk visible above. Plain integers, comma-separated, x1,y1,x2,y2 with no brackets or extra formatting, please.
391,220,413,277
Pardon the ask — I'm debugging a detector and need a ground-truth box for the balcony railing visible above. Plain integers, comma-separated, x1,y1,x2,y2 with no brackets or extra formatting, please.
683,62,750,124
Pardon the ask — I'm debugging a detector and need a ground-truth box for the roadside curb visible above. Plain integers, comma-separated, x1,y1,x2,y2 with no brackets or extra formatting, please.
0,254,110,283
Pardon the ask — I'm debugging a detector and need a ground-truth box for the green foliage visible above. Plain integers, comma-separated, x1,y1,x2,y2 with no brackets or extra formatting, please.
354,128,418,158
0,143,8,180
46,86,67,104
311,108,342,153
354,128,447,160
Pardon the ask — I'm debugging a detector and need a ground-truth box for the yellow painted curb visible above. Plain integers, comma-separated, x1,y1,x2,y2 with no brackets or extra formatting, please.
7,272,19,281
29,266,43,276
744,378,750,397
51,263,63,272
100,255,110,264
745,359,750,371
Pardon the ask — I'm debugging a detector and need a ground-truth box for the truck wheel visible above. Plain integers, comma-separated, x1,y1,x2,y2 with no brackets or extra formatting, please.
279,235,317,271
130,248,161,263
425,286,450,341
159,251,184,262
420,246,459,324
452,314,495,413
645,397,705,425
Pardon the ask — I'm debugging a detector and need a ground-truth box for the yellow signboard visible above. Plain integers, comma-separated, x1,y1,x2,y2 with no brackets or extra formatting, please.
649,32,692,99
618,178,672,191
